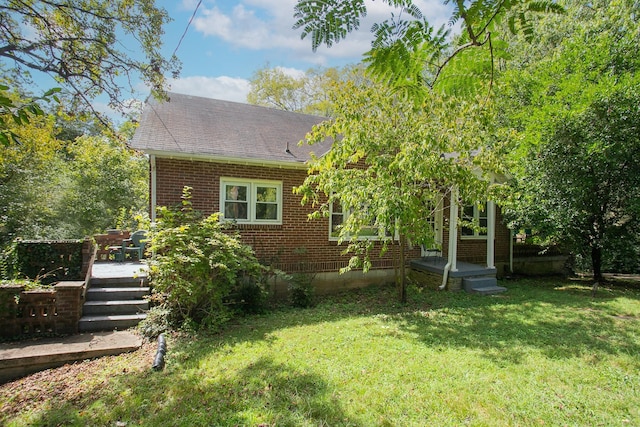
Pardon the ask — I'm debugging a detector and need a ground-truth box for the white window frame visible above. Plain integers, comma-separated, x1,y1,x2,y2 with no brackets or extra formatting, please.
461,203,488,239
421,197,444,256
220,178,282,225
329,200,394,241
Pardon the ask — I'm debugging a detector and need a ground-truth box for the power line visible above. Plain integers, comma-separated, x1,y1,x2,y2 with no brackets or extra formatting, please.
172,0,203,58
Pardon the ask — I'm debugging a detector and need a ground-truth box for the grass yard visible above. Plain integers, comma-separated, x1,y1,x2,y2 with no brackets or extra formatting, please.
1,277,640,426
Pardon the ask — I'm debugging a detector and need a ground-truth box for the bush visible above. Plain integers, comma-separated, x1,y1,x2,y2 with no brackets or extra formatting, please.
226,276,269,314
288,272,316,308
137,306,171,339
147,187,266,331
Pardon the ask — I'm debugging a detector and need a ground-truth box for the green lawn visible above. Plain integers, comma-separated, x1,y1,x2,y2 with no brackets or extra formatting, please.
2,277,640,426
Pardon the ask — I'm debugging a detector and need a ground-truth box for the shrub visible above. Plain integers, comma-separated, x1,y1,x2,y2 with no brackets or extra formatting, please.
288,272,316,308
147,187,265,331
137,306,171,339
226,276,270,314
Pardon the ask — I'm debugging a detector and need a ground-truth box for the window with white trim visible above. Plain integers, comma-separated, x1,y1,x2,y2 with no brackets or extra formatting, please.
220,178,282,224
461,203,487,238
329,200,392,240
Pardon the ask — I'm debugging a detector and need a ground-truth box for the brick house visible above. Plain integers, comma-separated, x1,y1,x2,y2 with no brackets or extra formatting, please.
131,93,512,294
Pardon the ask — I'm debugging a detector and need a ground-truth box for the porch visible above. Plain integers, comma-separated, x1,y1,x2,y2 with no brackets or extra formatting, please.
409,256,506,295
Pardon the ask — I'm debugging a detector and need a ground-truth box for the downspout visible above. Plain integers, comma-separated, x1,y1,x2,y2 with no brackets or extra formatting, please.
150,154,157,223
509,228,514,274
440,187,459,290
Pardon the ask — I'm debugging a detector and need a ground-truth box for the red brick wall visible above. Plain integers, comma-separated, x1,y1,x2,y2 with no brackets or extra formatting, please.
153,157,420,273
153,157,511,273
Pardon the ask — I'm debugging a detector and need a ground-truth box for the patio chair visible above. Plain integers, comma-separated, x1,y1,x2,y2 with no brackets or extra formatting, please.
120,230,147,261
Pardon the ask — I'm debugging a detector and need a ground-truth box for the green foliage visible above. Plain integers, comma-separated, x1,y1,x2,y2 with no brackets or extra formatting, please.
247,65,362,116
226,276,270,315
2,240,84,284
137,306,171,339
497,0,640,278
0,0,179,120
147,187,266,330
0,85,60,147
296,80,502,269
287,273,317,308
294,0,563,92
0,115,148,243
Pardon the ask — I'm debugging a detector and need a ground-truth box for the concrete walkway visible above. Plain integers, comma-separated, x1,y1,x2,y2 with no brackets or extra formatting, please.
0,261,148,384
0,331,142,384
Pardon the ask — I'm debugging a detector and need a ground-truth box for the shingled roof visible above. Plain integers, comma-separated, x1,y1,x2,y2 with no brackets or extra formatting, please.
130,92,332,166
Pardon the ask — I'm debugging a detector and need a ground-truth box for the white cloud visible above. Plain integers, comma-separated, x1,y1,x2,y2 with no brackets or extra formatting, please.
274,66,306,79
192,0,454,65
168,75,251,103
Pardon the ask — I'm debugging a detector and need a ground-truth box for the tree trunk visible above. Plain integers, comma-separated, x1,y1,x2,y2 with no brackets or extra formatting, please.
398,234,407,304
591,245,603,296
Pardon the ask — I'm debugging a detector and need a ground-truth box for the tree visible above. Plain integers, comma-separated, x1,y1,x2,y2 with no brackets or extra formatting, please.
0,0,179,125
0,106,148,243
55,133,148,238
293,0,562,93
295,80,502,301
247,65,360,116
290,0,559,300
496,0,640,286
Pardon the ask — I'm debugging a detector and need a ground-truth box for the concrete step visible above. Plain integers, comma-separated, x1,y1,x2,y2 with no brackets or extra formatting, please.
78,314,147,332
83,300,149,315
469,285,508,295
86,287,150,301
90,276,148,287
463,276,498,292
0,331,142,383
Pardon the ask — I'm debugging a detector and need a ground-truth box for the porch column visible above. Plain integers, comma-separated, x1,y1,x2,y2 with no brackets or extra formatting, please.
448,187,459,272
486,199,495,269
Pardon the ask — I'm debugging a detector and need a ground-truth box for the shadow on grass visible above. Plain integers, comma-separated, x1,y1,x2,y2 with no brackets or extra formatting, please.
15,277,640,426
25,355,356,426
385,278,640,364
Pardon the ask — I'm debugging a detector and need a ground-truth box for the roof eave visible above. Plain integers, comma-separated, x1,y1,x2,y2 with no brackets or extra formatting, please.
142,149,311,170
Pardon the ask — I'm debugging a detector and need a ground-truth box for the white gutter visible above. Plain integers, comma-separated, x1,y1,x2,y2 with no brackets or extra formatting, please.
440,187,459,290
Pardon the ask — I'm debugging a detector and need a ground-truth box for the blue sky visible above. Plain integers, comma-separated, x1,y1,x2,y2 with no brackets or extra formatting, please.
16,1,453,118
156,0,453,104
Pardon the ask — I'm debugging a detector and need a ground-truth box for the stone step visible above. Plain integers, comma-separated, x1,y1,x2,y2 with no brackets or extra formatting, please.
78,314,147,332
0,331,142,383
90,276,148,287
469,285,508,295
86,287,150,301
463,276,498,292
83,300,149,315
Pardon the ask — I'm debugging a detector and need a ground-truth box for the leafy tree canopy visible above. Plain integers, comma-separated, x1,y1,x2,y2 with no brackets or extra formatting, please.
295,78,506,300
294,0,563,94
0,0,179,129
496,0,640,280
247,65,363,117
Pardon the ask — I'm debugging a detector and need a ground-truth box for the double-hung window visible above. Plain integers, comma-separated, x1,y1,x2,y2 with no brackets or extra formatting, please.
220,178,282,224
329,200,392,240
461,203,487,239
